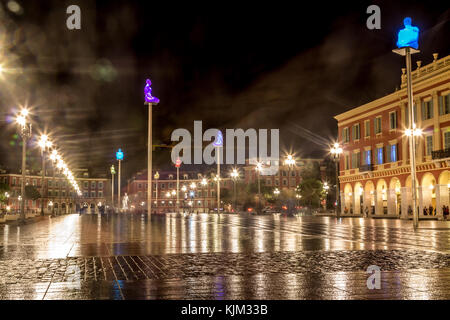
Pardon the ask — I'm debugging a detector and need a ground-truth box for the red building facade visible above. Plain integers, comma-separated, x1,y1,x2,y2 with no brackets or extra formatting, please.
335,53,450,219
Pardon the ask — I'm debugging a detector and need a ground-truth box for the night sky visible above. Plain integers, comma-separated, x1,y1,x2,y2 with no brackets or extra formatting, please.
0,0,449,181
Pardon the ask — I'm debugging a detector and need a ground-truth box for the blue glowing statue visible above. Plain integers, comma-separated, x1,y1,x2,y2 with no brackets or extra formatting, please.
213,130,223,147
144,79,160,104
396,17,419,50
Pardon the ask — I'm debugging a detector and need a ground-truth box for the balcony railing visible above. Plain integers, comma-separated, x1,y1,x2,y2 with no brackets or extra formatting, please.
359,164,374,172
431,149,450,160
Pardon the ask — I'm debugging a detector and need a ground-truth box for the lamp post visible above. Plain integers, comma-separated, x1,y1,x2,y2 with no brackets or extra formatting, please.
393,17,420,230
323,182,330,210
144,78,160,218
213,131,223,214
116,149,124,212
16,109,32,222
190,182,196,214
49,150,58,215
154,171,160,214
175,158,181,214
181,185,187,213
201,178,208,213
330,143,343,218
284,155,295,190
230,169,239,212
38,135,52,216
255,162,263,214
110,165,116,211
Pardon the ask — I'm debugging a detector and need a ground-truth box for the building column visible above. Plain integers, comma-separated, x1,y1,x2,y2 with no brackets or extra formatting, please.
418,186,424,217
416,98,424,164
436,184,448,220
400,187,409,219
340,191,345,215
387,189,396,215
375,190,383,215
373,190,380,215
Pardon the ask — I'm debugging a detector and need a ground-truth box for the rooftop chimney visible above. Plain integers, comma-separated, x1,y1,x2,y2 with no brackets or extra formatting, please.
433,53,438,62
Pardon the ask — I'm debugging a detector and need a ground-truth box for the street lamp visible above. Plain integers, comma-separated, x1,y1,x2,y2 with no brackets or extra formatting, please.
393,17,420,229
284,154,295,189
16,108,32,222
110,165,116,211
144,78,160,218
213,131,223,214
201,178,208,213
154,171,160,214
330,142,343,218
230,169,239,212
38,135,52,216
116,148,124,212
175,158,182,214
181,185,187,213
255,162,263,214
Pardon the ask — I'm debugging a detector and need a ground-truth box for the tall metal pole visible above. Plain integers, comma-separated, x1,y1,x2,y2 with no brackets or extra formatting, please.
406,47,419,230
52,164,55,216
118,159,121,211
148,102,152,217
216,147,220,214
111,172,114,210
335,157,341,218
257,170,261,213
233,178,237,212
40,150,46,216
176,166,180,214
20,134,27,222
155,175,158,214
58,170,62,215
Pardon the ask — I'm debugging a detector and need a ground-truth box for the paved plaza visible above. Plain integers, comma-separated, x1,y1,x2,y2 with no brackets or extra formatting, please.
0,213,449,300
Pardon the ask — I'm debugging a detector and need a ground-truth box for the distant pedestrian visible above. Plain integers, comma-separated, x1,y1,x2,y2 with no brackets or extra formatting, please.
429,205,434,216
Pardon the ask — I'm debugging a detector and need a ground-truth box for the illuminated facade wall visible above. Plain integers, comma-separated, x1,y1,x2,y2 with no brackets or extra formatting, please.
334,53,450,218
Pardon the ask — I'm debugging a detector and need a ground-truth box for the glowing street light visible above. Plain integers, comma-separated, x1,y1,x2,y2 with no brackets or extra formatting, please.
16,108,32,222
38,134,52,216
255,162,263,214
175,158,182,214
116,148,124,211
330,142,343,218
274,188,280,196
213,130,223,214
154,171,160,213
110,165,116,210
230,169,239,212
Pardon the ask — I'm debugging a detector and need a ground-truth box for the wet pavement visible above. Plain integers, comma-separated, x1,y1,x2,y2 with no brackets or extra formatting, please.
0,213,449,300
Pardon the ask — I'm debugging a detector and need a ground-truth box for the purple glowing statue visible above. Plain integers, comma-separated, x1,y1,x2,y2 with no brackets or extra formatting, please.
144,79,160,104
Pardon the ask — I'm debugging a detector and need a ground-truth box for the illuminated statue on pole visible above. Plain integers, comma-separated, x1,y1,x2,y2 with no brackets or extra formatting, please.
144,79,160,104
396,17,419,50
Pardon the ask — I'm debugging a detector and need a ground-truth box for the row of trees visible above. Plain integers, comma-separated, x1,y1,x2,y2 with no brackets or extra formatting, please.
221,160,337,211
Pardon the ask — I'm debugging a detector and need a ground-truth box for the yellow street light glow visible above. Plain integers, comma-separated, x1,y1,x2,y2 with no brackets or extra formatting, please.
16,115,26,126
190,182,196,189
201,178,208,186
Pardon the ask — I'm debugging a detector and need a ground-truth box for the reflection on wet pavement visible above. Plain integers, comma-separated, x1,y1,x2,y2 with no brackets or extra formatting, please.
0,213,449,299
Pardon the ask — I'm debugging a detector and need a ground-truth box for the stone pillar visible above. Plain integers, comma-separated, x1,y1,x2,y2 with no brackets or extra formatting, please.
349,192,355,214
374,190,381,215
436,184,448,220
400,187,409,219
354,192,362,215
340,191,345,215
387,189,396,215
418,186,424,217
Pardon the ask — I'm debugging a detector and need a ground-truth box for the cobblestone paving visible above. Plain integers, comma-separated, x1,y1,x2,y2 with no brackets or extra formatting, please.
1,250,450,283
0,213,449,299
